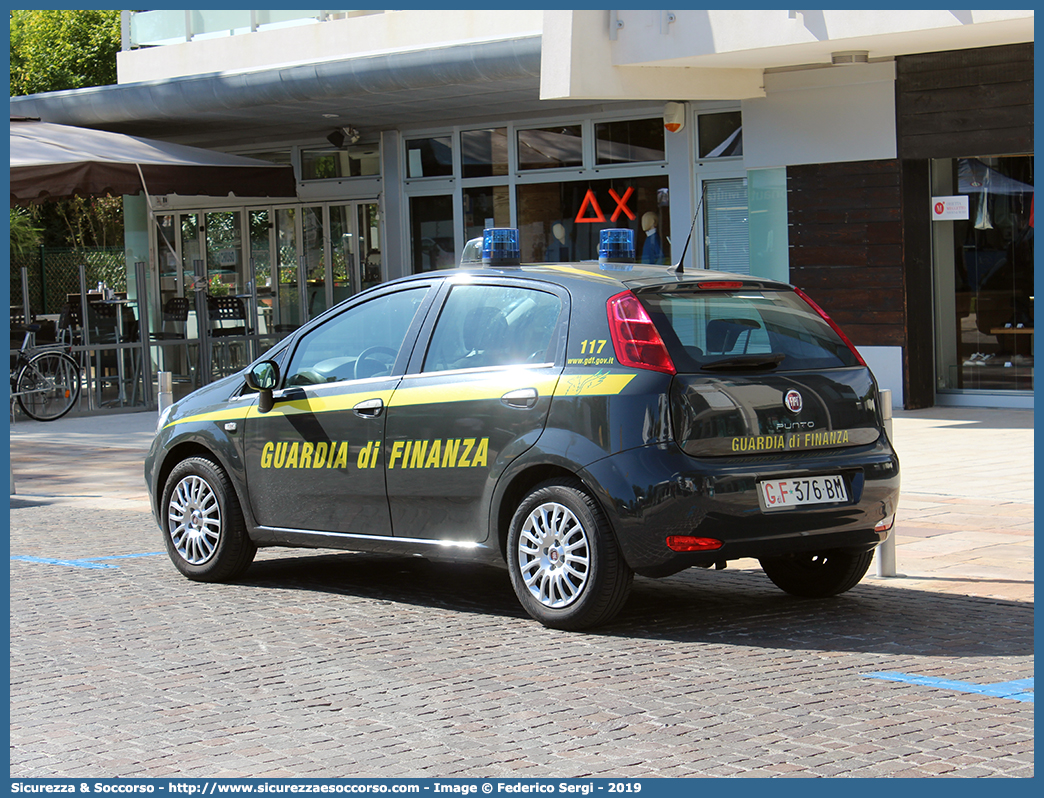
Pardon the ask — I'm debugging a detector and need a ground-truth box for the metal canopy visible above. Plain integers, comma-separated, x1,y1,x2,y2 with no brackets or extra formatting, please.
8,38,553,150
10,118,298,204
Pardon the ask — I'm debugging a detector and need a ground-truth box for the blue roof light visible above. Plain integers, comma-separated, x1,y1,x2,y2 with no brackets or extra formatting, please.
598,228,635,269
481,227,521,267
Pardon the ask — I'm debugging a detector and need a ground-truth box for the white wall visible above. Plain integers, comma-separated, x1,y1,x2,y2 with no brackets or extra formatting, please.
860,346,904,408
742,62,897,169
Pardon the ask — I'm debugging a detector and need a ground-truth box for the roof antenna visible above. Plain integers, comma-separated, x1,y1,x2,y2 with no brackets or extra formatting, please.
672,182,707,274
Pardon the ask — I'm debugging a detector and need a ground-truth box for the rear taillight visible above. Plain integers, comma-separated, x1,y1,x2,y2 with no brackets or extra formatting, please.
606,291,676,374
793,287,867,366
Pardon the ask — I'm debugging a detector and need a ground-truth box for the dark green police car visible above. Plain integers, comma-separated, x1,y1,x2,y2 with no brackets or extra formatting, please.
146,228,899,630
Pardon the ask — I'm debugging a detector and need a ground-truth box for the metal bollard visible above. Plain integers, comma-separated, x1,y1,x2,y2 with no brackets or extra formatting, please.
876,388,897,577
158,371,173,415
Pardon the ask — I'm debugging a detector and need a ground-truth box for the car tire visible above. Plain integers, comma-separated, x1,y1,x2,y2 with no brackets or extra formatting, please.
758,549,874,598
507,478,633,630
161,456,256,582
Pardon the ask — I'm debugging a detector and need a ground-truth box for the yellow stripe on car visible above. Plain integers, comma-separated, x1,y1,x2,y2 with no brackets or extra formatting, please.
164,370,635,430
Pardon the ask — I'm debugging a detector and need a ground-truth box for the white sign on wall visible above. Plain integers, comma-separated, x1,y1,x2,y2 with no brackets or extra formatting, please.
931,195,970,221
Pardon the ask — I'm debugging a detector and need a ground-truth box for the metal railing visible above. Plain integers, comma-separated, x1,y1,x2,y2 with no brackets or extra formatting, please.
122,10,370,49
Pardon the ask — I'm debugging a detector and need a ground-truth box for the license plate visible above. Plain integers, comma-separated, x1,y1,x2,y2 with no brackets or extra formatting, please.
759,475,848,511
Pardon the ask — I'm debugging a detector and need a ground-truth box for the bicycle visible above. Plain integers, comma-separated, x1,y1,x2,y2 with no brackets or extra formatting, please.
10,324,81,421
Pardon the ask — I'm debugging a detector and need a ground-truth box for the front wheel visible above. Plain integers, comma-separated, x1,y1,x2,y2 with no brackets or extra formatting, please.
16,351,81,421
161,456,256,581
759,549,874,598
507,479,633,630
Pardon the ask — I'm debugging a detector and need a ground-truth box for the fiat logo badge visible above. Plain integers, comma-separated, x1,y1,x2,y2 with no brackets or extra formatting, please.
784,390,803,414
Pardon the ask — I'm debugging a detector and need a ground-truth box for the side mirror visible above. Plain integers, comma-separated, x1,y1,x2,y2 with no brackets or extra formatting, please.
245,360,280,413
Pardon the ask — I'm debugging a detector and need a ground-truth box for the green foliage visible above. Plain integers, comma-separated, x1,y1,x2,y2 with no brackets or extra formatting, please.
11,10,125,251
10,9,121,96
10,207,41,258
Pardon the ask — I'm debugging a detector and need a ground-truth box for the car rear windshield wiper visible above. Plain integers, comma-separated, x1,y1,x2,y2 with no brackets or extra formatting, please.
699,353,786,371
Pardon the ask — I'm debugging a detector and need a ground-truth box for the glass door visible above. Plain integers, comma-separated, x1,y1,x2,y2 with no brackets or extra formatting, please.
358,203,382,290
204,210,251,379
933,155,1034,395
274,207,303,334
302,206,328,317
249,209,278,353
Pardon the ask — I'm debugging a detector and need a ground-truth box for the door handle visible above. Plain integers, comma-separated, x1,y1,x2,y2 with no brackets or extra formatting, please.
353,398,384,418
501,387,538,409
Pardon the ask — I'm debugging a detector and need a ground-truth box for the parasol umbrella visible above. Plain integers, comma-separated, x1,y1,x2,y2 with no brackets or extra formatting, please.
10,117,296,204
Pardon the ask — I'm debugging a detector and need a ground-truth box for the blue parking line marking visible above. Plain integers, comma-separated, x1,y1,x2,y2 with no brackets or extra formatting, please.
864,671,1034,703
11,553,165,570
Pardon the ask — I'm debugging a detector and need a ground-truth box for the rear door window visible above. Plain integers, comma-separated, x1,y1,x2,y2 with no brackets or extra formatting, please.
423,284,563,372
639,289,861,371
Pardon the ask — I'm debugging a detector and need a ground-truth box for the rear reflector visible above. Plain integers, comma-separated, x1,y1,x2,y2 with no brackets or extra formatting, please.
793,286,867,366
874,515,895,533
606,291,676,374
666,536,723,552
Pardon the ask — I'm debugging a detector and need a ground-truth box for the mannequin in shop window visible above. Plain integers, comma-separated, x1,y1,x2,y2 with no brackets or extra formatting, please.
547,222,571,262
642,211,666,265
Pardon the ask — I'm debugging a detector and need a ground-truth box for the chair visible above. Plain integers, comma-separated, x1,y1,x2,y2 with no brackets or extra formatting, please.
88,300,142,407
57,303,83,347
87,301,120,345
151,297,191,340
208,296,250,377
151,297,198,388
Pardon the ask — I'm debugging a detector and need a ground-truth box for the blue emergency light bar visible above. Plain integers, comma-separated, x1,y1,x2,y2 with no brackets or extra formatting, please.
482,228,521,267
598,228,635,268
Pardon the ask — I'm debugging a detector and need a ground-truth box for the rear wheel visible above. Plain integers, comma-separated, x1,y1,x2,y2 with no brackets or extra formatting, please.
161,456,256,581
759,549,874,598
16,351,80,421
507,479,633,630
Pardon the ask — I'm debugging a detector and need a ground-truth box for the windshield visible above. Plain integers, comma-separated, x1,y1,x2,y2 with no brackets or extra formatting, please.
638,288,861,372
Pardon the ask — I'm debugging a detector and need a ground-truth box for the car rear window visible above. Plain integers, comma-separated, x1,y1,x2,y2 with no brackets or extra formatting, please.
637,288,861,371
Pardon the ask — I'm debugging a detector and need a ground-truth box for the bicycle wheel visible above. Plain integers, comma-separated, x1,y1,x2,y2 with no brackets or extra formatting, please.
16,351,81,421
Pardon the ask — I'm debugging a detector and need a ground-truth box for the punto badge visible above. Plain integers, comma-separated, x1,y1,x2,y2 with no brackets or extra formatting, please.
784,390,803,414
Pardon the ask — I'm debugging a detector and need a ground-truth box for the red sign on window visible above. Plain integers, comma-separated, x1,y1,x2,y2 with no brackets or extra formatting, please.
575,187,635,223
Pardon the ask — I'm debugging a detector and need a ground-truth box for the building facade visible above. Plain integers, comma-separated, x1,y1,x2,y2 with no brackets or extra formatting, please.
10,9,1034,408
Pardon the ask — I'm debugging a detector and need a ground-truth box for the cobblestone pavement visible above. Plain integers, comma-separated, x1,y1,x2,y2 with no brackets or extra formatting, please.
9,500,1033,778
8,409,1034,778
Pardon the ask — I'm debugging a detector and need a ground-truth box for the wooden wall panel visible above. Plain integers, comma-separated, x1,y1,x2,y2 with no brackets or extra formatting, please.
787,159,905,350
897,43,1034,160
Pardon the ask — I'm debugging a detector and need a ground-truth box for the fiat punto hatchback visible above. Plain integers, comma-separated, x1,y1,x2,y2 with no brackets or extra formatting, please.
146,229,900,630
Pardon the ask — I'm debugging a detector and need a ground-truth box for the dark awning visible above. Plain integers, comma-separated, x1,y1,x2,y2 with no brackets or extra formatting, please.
10,118,297,204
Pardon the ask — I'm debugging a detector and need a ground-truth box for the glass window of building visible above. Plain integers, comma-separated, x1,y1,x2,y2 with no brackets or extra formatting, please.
517,125,583,171
933,155,1033,394
698,111,743,158
464,186,510,244
301,143,380,179
516,176,670,264
410,195,455,272
406,137,453,178
704,178,749,274
461,128,509,178
594,118,665,165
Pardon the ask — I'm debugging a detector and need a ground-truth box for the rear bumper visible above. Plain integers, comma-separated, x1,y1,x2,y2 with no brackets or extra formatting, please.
580,440,900,577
